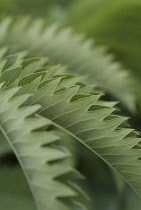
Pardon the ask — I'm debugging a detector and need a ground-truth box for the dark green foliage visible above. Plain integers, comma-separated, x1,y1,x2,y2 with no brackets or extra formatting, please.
67,0,141,81
0,0,71,19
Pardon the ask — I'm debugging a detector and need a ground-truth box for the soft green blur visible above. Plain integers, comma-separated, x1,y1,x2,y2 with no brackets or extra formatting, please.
67,0,141,82
0,167,36,210
0,0,71,23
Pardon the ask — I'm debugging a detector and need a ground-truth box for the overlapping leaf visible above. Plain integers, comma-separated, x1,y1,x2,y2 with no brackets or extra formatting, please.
0,17,135,112
0,75,87,209
0,49,141,201
20,74,141,198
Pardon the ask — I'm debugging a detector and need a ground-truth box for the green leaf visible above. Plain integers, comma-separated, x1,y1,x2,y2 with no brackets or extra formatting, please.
0,49,140,201
0,86,87,210
0,17,135,112
32,80,141,198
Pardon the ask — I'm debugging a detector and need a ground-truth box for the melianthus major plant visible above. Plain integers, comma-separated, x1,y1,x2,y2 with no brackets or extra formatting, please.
0,16,141,210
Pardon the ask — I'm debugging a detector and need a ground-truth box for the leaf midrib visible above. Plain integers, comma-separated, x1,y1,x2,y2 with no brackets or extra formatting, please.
50,119,141,198
0,123,40,210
